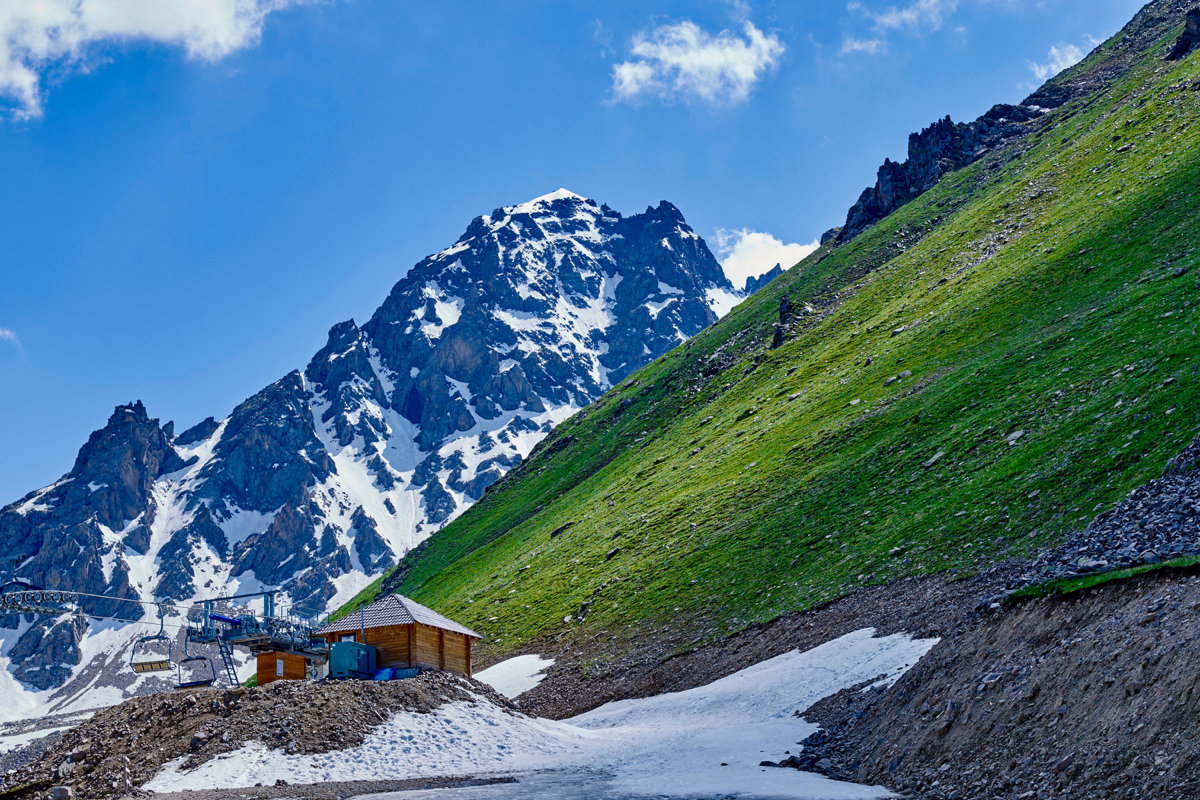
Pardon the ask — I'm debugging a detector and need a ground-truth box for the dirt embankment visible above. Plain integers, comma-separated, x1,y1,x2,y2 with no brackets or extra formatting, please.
799,566,1200,799
1,672,514,800
519,562,1024,720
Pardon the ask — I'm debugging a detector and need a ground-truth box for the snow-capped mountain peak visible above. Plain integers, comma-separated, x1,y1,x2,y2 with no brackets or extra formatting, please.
0,191,732,712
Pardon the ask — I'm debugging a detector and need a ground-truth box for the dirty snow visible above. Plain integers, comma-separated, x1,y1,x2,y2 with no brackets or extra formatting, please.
476,655,555,699
0,726,70,754
147,629,936,799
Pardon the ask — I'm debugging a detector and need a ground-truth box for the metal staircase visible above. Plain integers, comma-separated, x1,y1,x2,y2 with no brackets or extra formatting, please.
216,637,239,686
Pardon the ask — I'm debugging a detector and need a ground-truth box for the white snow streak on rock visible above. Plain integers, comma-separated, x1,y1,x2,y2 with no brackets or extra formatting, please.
706,285,745,318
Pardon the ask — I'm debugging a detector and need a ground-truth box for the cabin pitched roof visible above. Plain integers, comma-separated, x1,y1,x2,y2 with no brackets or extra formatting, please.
315,594,483,639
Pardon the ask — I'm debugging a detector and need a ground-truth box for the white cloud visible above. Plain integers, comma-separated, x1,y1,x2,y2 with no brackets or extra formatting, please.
842,0,959,56
714,229,819,289
0,0,308,120
852,0,959,33
1027,37,1099,84
841,36,887,55
610,20,785,106
721,0,753,21
0,327,18,346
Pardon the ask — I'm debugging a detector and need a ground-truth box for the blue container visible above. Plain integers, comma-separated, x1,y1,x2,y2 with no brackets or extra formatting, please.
330,641,378,679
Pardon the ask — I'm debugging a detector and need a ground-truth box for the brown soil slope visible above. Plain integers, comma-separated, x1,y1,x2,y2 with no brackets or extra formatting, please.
801,567,1200,799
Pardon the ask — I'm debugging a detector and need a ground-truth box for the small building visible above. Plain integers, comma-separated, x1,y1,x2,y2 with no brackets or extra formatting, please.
314,594,483,677
256,650,309,686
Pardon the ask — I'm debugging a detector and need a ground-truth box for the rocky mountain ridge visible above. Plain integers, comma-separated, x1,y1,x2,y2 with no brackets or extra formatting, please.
0,189,736,704
742,263,785,295
359,0,1200,685
834,2,1200,244
836,104,1043,243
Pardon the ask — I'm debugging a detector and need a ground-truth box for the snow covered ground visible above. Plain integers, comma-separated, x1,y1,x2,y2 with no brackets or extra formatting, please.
475,654,555,699
146,628,937,799
0,726,70,754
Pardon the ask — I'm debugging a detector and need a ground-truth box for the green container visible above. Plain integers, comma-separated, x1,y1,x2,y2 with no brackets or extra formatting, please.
330,641,377,679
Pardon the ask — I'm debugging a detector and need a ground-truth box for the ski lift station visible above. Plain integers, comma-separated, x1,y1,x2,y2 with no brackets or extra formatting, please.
0,580,483,691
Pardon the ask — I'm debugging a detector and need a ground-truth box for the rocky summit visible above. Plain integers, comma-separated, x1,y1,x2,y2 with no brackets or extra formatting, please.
0,189,735,704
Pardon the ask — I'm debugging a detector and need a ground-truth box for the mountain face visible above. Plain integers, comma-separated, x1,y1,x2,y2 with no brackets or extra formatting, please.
0,190,735,699
360,0,1200,670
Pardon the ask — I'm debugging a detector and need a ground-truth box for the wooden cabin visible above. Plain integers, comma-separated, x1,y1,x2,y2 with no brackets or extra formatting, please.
256,650,309,686
314,594,483,677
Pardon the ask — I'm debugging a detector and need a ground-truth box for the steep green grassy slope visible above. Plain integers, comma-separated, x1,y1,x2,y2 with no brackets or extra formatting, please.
336,3,1200,660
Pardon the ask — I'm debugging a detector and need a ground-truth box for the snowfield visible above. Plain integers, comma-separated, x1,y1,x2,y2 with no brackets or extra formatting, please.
146,628,937,799
475,654,555,699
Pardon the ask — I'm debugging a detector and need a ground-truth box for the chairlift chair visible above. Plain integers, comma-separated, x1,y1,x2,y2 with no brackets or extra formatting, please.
176,637,216,690
130,603,173,674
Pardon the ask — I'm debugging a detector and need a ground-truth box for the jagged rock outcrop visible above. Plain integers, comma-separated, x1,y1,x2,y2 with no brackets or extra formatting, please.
0,402,182,623
1167,7,1200,59
744,264,784,295
0,189,735,699
837,104,1041,244
6,615,88,690
832,1,1200,247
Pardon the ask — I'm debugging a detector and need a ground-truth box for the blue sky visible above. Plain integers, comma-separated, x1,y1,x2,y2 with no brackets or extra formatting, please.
0,0,1143,503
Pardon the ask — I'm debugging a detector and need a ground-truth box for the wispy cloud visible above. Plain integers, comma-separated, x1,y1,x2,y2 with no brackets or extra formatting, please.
841,36,887,55
0,0,311,120
842,0,959,56
610,19,785,106
851,0,959,33
721,0,753,21
0,327,19,347
714,228,818,288
1027,37,1099,85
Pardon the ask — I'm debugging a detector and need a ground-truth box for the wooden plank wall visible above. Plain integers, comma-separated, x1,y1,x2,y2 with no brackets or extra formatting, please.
257,651,306,685
322,624,474,676
443,632,469,675
366,625,411,668
413,624,441,670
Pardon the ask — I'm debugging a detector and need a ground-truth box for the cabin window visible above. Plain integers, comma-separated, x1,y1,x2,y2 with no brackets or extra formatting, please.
276,658,284,677
339,633,357,642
